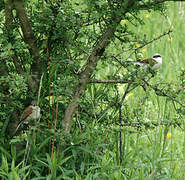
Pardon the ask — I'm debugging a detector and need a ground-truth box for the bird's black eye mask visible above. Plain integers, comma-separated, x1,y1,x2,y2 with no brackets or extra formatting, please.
153,55,161,58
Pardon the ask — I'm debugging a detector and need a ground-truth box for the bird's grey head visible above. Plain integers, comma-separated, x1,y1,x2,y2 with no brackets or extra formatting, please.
31,100,38,106
152,53,162,69
153,53,161,58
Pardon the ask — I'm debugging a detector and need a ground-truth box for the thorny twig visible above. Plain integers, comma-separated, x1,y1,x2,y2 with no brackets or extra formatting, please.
143,79,185,108
90,79,129,84
115,29,173,57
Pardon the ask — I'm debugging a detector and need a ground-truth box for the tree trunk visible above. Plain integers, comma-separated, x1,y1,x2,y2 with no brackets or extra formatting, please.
4,0,43,136
13,0,42,93
64,0,136,133
64,27,116,133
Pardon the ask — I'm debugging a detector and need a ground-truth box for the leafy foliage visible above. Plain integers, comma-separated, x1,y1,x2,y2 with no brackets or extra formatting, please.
0,0,185,179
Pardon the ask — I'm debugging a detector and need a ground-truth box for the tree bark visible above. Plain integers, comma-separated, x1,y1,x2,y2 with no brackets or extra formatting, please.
64,0,136,133
13,0,42,93
4,0,42,136
64,27,116,133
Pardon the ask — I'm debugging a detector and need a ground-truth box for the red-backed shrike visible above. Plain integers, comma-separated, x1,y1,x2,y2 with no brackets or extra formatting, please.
133,53,162,70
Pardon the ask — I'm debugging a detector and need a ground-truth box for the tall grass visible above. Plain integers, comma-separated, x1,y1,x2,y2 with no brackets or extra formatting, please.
90,2,185,179
126,2,185,179
1,2,184,179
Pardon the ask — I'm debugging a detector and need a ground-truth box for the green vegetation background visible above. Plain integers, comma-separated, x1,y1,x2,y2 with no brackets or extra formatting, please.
0,1,184,180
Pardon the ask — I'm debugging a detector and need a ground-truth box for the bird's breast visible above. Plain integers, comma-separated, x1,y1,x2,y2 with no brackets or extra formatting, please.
32,107,41,119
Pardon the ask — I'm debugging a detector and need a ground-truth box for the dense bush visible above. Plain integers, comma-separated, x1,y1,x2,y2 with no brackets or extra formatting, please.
0,0,184,179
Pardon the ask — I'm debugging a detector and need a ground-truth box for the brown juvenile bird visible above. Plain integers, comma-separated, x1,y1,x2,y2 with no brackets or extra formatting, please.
13,100,41,136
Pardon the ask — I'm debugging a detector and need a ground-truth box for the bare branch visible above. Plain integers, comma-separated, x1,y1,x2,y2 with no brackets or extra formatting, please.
139,0,172,9
116,29,172,57
119,120,183,129
143,80,185,108
120,82,132,105
89,79,129,84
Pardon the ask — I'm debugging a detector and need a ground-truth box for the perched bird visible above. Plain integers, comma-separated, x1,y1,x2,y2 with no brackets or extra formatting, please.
19,100,40,124
12,100,40,136
126,54,162,91
133,53,162,70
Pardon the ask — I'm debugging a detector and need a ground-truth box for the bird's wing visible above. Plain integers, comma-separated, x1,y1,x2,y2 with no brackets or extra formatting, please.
20,106,33,122
12,106,33,138
141,58,157,64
